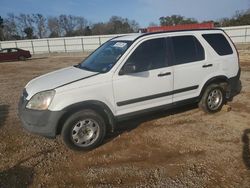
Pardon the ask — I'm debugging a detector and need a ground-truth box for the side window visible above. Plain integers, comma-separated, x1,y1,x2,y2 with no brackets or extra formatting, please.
171,35,205,65
125,38,167,72
11,49,18,52
1,49,8,53
202,33,233,56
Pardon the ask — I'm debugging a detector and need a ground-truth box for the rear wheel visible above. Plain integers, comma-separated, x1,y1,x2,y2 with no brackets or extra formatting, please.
61,109,106,151
18,56,26,61
199,84,225,113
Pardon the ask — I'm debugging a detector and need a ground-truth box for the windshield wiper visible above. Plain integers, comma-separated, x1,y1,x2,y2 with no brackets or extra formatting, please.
79,65,100,73
73,64,80,68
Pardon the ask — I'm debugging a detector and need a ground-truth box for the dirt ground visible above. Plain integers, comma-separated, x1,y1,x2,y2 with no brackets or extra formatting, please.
0,50,250,188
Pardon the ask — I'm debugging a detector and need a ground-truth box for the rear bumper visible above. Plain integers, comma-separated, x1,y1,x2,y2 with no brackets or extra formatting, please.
227,68,242,100
18,96,64,138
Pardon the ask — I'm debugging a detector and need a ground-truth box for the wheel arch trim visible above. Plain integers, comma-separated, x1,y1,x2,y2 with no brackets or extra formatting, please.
56,100,116,135
199,75,229,99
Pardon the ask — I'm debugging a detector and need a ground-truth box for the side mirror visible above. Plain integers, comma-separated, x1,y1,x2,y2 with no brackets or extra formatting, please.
119,64,137,75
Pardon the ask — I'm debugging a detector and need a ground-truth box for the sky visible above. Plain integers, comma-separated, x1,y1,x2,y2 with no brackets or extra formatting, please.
0,0,249,27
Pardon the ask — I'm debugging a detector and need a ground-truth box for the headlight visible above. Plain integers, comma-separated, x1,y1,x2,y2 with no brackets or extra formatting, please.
26,90,55,110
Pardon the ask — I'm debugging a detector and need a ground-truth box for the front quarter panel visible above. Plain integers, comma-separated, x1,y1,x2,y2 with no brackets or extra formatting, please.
48,74,116,115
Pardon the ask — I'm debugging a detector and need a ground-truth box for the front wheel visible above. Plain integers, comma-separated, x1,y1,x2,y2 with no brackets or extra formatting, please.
199,84,225,113
61,110,106,151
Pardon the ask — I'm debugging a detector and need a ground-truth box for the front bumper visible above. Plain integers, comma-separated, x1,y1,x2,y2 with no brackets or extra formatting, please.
18,96,64,138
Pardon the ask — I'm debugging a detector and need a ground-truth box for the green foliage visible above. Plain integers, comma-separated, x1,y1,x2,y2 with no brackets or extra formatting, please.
1,9,250,41
0,16,4,40
0,16,3,28
159,9,250,28
1,13,139,40
218,9,250,27
23,27,34,39
91,16,139,35
159,15,198,26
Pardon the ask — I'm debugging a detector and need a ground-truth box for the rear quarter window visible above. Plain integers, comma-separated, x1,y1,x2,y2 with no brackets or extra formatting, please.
202,33,233,56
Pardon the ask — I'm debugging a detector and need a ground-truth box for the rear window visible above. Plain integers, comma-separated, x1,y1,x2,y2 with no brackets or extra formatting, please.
171,35,205,65
202,33,233,56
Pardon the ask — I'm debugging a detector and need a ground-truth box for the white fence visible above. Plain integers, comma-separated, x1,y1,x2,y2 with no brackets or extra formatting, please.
222,25,250,43
0,25,249,54
0,34,129,54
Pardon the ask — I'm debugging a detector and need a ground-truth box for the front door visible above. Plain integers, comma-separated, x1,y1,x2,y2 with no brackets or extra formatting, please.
112,37,173,116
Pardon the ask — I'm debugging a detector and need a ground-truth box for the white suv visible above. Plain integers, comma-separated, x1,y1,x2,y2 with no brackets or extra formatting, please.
18,29,241,150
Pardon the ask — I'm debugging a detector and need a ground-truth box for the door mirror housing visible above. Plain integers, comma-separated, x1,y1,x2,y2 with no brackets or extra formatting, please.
119,64,137,75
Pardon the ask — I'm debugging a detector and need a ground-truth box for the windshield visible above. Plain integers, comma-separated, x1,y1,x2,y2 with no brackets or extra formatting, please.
79,40,132,73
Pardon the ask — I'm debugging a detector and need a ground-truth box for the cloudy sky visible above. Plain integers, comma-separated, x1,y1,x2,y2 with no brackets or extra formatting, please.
0,0,249,26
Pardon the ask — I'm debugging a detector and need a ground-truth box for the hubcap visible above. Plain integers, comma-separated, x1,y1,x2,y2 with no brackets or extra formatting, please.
207,89,223,110
71,119,100,147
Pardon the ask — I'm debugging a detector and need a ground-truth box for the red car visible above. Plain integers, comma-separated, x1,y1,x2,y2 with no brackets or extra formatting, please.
0,48,31,62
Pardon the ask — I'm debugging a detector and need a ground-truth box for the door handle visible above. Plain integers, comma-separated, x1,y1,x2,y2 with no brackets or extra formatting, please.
202,64,213,68
158,72,171,77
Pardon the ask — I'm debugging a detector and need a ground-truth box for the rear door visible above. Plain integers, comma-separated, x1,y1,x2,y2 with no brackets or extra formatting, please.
170,35,216,102
7,49,16,60
11,48,19,59
112,37,174,116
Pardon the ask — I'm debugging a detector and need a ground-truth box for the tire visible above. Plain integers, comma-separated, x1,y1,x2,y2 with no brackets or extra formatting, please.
18,56,26,61
61,109,106,151
199,84,225,113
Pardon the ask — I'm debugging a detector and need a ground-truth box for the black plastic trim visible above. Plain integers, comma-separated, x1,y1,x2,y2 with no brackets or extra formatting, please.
18,96,64,138
158,72,171,77
60,100,116,132
116,97,199,121
227,68,241,99
117,85,199,106
198,75,228,100
202,64,213,68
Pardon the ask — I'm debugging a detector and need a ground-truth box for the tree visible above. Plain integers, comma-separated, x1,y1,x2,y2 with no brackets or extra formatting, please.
212,9,250,27
24,27,34,39
91,22,107,35
2,13,21,40
16,14,34,38
33,13,47,38
159,15,198,26
59,14,78,36
48,17,62,37
91,17,139,35
84,26,92,36
105,16,139,34
129,20,140,32
107,16,133,34
148,22,158,27
76,16,88,35
0,16,4,40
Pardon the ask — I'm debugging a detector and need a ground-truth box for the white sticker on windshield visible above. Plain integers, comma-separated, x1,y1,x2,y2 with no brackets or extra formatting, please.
113,42,127,48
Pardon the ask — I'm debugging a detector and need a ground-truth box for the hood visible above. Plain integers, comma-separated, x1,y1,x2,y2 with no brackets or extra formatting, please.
25,66,97,99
